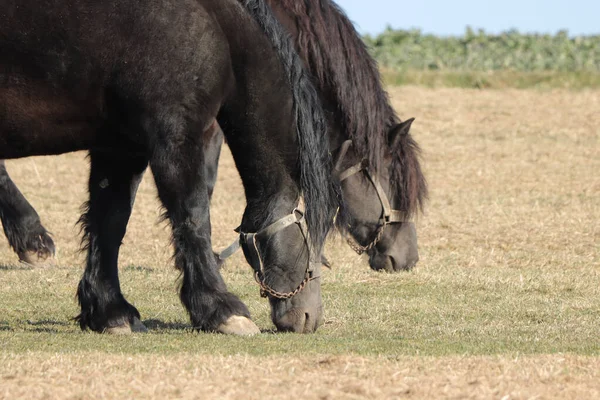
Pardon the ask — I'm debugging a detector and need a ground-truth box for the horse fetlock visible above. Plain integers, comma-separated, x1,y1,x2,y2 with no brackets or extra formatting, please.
76,288,142,334
184,289,251,332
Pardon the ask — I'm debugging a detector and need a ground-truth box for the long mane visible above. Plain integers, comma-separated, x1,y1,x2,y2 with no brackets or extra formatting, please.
272,0,394,169
271,0,427,217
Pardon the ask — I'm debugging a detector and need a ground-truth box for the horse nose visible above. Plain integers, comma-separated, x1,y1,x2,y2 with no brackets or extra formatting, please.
368,221,420,272
273,307,322,333
390,252,418,271
369,252,418,272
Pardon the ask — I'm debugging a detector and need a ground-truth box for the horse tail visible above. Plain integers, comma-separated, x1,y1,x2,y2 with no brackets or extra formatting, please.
240,0,339,251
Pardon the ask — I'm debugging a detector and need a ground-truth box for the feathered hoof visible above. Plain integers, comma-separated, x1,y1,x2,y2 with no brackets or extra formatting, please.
105,317,148,335
217,316,260,336
18,250,56,268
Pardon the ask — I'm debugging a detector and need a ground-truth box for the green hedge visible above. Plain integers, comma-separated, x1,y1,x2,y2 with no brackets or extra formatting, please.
364,28,600,72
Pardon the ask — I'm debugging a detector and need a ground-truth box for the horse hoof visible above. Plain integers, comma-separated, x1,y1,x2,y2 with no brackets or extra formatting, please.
105,317,148,335
131,317,149,333
18,250,56,268
217,316,260,336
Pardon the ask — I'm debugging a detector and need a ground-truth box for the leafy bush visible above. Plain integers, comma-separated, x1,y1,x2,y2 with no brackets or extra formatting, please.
364,28,600,72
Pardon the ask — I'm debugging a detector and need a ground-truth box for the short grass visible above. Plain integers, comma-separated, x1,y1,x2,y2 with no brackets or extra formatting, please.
1,88,598,399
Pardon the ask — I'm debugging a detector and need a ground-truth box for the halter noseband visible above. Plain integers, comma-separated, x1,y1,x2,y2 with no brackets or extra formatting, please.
218,207,320,299
334,140,407,255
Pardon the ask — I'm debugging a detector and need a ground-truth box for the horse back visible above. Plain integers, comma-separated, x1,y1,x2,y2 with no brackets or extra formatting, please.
0,0,232,158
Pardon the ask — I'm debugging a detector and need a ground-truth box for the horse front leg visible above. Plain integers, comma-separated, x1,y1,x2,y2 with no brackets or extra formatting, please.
150,124,259,336
0,160,55,266
76,152,147,333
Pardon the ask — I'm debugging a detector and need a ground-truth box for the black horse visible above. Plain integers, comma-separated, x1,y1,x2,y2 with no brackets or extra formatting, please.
1,0,427,274
1,0,340,334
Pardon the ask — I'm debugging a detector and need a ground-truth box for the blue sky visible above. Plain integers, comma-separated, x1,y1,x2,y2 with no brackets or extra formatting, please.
335,0,600,36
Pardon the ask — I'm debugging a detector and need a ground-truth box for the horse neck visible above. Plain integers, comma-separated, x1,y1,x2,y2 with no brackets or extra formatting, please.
211,1,336,243
210,3,300,187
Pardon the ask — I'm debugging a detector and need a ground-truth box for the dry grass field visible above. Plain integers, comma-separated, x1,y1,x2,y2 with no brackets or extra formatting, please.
1,87,599,399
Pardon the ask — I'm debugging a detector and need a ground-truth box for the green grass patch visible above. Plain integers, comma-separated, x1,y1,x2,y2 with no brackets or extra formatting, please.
1,262,598,356
365,28,600,73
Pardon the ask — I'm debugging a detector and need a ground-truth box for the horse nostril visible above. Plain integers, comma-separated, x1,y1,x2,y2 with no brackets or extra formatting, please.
389,256,398,272
274,307,322,333
303,312,311,333
274,307,304,333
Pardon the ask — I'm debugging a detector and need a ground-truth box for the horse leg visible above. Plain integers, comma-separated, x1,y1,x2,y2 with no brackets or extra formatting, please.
0,160,55,266
150,123,258,336
76,152,147,334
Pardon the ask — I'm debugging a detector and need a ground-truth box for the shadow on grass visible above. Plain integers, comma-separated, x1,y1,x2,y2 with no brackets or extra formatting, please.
143,319,190,331
25,319,70,334
0,321,13,331
144,320,283,334
26,319,70,326
0,320,70,333
123,265,156,273
28,327,62,333
0,263,33,271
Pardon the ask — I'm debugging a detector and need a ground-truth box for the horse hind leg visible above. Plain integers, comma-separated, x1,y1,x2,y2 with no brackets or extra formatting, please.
0,160,56,266
76,152,148,334
149,115,258,335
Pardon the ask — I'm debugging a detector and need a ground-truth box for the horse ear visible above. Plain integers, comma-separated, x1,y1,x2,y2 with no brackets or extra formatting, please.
388,118,415,148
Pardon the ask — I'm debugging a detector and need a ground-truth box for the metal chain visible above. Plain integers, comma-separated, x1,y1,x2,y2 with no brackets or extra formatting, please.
346,222,387,255
243,208,317,300
254,270,312,299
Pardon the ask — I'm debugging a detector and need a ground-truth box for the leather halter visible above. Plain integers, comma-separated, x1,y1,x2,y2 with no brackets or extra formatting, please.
334,140,407,255
218,208,320,299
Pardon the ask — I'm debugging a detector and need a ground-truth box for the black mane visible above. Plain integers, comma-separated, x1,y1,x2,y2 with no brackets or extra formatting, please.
275,0,396,170
271,0,427,217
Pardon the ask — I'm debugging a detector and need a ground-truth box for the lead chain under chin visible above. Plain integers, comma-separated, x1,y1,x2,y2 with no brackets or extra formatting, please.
239,208,320,299
345,221,387,255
